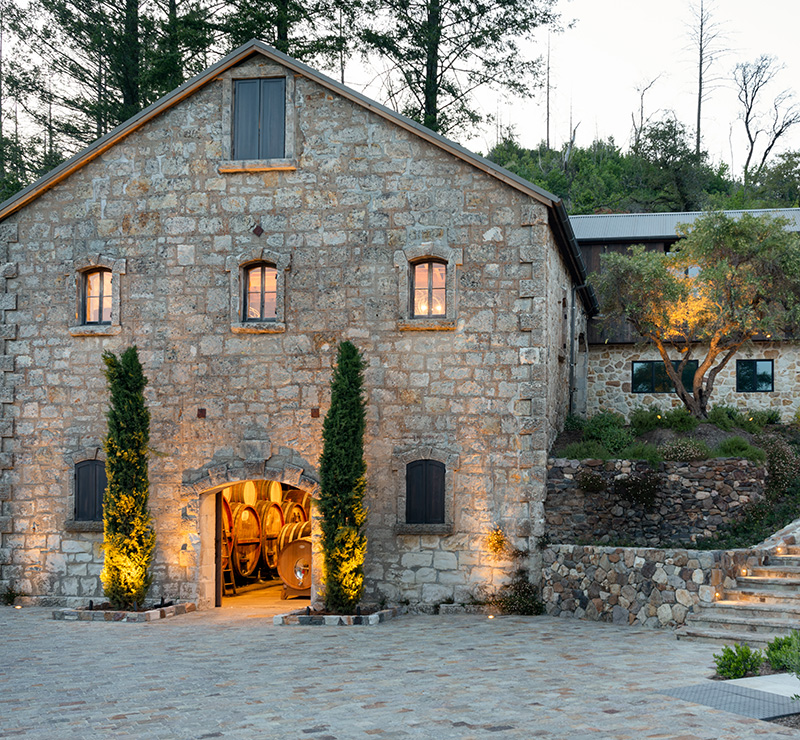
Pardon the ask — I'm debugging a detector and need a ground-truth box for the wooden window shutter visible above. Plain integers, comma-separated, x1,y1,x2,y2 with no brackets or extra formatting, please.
75,460,107,522
406,459,445,524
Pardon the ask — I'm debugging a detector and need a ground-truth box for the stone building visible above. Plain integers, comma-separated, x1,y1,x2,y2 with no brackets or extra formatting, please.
0,41,596,608
573,210,800,420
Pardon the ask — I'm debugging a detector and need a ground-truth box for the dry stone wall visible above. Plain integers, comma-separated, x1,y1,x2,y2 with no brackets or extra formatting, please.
542,544,764,627
0,54,584,607
587,343,800,420
546,457,766,545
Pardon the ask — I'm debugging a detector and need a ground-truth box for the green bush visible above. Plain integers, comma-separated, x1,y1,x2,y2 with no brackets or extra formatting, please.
754,432,799,496
584,411,625,440
600,427,635,456
618,442,662,466
663,407,699,432
613,471,662,507
713,644,763,679
489,569,545,615
564,414,586,432
765,631,800,672
576,468,606,493
629,406,664,435
708,406,780,434
714,436,766,463
658,439,712,462
558,440,610,460
708,405,738,432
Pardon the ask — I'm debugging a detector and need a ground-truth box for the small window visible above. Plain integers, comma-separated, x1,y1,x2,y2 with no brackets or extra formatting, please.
412,260,446,317
406,460,445,524
631,360,698,393
233,78,286,160
74,460,106,522
243,263,278,322
83,268,112,325
737,359,774,392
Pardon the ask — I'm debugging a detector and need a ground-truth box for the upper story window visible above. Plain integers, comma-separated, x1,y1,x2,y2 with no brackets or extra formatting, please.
631,360,698,393
74,459,106,522
736,359,774,392
233,78,286,160
83,268,112,325
412,260,446,317
405,459,445,524
244,263,278,322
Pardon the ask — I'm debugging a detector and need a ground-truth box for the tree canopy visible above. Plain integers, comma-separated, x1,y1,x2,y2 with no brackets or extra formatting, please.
591,212,800,417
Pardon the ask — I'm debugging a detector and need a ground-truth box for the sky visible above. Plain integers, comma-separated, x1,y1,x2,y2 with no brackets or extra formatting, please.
456,0,800,177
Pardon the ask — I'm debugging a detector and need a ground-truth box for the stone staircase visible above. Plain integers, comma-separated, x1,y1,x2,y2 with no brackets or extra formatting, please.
677,545,800,648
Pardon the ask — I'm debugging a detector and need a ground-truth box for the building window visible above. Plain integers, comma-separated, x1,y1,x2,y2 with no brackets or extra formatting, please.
233,78,285,160
412,260,447,317
74,460,106,522
631,360,698,393
737,359,774,392
243,263,278,322
83,268,112,325
405,459,445,524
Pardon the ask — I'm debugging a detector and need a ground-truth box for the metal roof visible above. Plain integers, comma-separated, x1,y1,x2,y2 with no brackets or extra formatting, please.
570,208,800,242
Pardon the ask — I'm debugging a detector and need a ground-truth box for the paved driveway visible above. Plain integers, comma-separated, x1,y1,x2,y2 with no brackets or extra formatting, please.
0,606,796,739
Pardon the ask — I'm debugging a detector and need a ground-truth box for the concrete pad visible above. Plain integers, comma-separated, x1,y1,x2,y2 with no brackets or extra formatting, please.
729,673,800,698
664,682,799,720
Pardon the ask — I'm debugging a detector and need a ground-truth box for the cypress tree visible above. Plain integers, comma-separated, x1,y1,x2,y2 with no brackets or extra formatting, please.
101,346,155,610
318,340,367,613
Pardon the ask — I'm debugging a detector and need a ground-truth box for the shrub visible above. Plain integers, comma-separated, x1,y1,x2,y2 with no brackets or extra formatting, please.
663,407,699,432
558,440,610,460
618,442,662,467
584,411,625,441
599,427,635,456
658,439,712,462
754,432,799,496
486,525,508,557
564,414,586,432
613,471,662,507
629,406,664,436
714,436,766,463
765,631,800,672
708,405,738,432
576,468,606,493
713,644,763,679
488,569,544,615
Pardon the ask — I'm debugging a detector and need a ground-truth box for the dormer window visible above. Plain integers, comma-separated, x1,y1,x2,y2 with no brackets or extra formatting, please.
244,263,278,322
412,260,446,317
233,78,286,160
83,268,112,325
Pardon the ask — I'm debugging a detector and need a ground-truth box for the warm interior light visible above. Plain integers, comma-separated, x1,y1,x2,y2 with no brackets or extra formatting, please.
741,567,748,576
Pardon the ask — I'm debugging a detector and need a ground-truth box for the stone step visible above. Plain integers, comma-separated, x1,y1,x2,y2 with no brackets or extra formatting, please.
692,599,800,622
675,626,785,649
765,555,800,567
749,565,800,578
736,576,800,592
725,587,800,605
687,608,800,636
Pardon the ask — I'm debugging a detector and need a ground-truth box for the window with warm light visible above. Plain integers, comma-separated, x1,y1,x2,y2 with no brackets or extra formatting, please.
74,460,106,522
244,263,278,322
83,268,112,325
405,459,445,524
412,260,446,317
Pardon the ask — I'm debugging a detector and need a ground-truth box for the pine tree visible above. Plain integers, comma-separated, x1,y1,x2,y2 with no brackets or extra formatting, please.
318,340,367,613
101,346,156,610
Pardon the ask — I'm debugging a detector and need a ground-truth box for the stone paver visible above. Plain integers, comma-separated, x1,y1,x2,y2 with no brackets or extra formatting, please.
1,606,798,739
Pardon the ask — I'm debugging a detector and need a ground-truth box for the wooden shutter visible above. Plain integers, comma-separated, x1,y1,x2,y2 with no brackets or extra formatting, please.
233,79,261,160
406,460,445,524
260,78,285,159
75,460,106,521
425,460,445,523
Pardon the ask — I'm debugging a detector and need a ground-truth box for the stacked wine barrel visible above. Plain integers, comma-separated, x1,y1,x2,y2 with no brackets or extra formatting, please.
221,481,312,590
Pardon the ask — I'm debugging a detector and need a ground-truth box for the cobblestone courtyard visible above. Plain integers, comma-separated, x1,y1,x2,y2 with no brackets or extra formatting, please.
1,606,797,739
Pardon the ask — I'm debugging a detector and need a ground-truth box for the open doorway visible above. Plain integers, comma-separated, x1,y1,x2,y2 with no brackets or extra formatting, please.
214,479,312,608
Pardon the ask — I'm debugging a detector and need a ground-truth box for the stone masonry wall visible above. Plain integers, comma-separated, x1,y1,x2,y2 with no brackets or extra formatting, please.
546,457,766,545
587,343,800,421
0,53,584,606
542,545,765,627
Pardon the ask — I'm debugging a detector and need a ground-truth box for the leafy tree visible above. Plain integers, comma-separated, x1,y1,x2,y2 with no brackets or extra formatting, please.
318,340,368,613
361,0,558,134
101,346,155,610
592,212,800,417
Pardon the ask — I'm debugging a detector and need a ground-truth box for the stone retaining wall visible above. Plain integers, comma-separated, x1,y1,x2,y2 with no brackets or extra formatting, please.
546,457,766,545
541,545,765,627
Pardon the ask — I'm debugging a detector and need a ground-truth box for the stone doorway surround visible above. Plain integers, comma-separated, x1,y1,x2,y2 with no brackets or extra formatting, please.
183,446,320,609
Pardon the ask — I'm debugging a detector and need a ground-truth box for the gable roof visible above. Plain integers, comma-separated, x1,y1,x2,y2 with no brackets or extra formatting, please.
570,208,800,242
0,39,598,315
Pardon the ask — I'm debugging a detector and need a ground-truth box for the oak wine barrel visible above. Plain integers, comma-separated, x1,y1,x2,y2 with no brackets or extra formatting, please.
277,537,312,592
230,502,262,578
277,520,311,552
254,500,284,569
281,500,307,525
221,495,234,569
282,489,311,520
